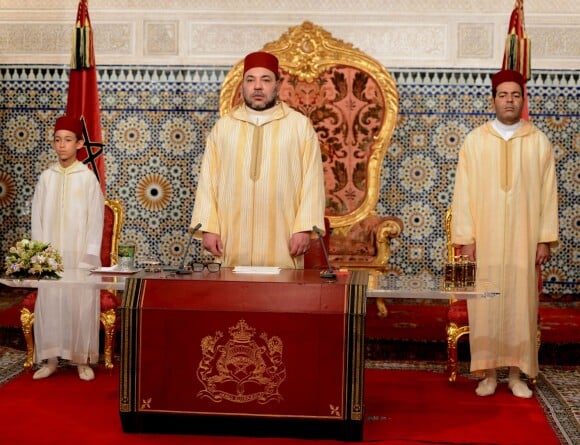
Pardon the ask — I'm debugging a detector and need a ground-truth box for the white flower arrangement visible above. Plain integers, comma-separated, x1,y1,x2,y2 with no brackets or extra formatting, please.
4,239,63,279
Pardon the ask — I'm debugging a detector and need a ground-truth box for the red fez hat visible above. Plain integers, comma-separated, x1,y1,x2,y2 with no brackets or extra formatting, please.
54,115,83,139
491,70,525,91
243,51,279,78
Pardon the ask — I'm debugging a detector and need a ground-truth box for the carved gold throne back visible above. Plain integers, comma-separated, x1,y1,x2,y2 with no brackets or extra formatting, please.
220,21,403,271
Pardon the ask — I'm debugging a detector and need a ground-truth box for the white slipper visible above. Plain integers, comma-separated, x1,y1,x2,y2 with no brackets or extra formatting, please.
33,361,57,380
475,377,497,396
509,379,533,398
77,364,95,381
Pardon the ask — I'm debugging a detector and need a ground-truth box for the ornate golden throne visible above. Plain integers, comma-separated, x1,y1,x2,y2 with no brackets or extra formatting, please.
219,21,403,273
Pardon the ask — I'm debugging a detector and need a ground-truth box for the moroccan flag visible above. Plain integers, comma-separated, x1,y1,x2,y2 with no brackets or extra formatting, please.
501,0,531,120
66,0,105,193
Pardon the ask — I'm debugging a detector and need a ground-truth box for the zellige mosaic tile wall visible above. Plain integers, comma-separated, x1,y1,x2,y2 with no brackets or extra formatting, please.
0,65,577,288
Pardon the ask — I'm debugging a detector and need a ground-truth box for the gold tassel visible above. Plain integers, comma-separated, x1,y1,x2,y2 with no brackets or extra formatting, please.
504,31,518,71
501,2,532,81
70,22,92,70
503,29,531,81
521,35,531,80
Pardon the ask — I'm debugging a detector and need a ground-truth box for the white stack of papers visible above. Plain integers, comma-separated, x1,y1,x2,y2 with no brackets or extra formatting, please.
232,266,281,275
90,266,139,274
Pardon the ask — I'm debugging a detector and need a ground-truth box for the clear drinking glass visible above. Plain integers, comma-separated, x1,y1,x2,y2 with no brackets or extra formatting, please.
118,243,136,270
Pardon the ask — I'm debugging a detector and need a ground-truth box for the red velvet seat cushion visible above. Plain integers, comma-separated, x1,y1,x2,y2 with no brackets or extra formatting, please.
21,291,39,311
99,290,120,311
21,289,120,312
329,216,381,257
100,205,114,267
447,299,541,327
447,300,468,324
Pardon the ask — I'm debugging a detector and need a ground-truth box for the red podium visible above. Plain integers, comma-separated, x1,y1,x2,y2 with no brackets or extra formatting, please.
119,269,367,441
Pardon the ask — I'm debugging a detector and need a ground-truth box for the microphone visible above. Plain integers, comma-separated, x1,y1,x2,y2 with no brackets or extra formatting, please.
176,223,202,274
312,225,336,280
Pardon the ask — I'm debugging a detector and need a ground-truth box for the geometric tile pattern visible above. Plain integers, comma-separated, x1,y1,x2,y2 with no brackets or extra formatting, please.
0,66,577,288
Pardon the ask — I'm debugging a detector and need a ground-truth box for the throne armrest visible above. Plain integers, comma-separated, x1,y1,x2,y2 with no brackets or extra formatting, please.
329,214,403,271
374,216,404,265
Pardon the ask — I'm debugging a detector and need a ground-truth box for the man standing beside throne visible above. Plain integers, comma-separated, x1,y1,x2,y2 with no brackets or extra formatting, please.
191,51,326,269
451,69,559,398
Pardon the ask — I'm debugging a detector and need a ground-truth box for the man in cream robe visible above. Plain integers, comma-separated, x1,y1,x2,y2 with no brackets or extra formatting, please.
191,52,325,268
451,70,559,398
31,116,104,380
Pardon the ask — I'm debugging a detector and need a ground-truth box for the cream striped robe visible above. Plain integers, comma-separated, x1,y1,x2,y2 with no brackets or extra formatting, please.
451,120,559,378
191,102,326,268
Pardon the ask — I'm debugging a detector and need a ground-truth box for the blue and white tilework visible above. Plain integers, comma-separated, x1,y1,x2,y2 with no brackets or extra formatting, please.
0,66,577,285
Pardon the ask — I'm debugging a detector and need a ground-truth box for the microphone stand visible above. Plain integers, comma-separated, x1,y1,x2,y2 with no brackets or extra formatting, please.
176,223,202,274
312,225,336,280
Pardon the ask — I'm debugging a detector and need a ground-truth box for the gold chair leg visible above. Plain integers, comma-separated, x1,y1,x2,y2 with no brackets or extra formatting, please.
445,317,541,384
376,297,388,318
20,308,35,370
529,327,542,386
100,308,116,370
20,307,117,371
446,322,469,383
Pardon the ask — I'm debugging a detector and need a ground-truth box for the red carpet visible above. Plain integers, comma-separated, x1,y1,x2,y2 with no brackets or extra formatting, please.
0,365,561,445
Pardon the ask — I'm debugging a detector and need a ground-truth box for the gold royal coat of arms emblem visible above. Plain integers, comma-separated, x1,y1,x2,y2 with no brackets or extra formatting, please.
196,319,287,404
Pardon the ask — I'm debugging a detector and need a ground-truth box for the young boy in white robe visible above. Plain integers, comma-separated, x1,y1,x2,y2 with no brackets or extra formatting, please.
31,115,104,381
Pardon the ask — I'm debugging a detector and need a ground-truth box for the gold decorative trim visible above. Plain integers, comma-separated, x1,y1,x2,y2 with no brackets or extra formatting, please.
100,308,117,370
346,270,367,421
446,322,469,383
445,208,454,263
20,308,34,370
119,277,144,413
105,198,124,266
196,319,286,404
